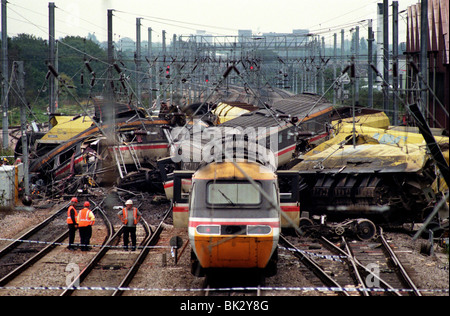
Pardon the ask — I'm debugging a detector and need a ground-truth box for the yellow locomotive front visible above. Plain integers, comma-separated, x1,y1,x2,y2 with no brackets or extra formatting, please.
188,161,280,276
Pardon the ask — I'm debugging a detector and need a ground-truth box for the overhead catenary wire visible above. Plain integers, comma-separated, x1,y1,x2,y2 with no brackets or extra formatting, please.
4,0,447,130
113,9,240,35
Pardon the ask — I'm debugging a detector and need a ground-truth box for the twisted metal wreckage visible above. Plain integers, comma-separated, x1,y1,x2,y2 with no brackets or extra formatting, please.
13,63,449,233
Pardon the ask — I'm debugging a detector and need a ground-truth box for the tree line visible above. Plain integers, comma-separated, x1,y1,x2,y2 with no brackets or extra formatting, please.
2,34,107,123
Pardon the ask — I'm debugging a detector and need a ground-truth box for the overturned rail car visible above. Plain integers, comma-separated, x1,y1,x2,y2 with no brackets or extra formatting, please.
293,116,449,225
161,94,386,199
22,108,172,196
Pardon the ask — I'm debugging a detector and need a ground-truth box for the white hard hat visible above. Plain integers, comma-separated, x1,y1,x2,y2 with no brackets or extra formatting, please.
125,200,133,205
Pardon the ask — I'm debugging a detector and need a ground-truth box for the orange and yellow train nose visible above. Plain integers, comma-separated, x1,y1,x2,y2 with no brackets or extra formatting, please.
190,221,279,269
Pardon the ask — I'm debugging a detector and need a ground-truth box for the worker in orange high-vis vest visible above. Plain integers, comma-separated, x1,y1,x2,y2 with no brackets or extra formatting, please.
117,200,141,251
67,197,79,250
78,201,95,251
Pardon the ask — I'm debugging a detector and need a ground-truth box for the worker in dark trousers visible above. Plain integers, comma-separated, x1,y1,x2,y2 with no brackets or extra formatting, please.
117,200,141,251
77,201,95,251
66,197,79,250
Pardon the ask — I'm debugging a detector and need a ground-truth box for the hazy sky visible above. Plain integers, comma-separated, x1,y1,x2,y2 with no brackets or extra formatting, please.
6,0,420,44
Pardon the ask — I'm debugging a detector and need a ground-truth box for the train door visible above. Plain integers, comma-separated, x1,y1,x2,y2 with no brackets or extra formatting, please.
277,171,300,229
172,171,194,228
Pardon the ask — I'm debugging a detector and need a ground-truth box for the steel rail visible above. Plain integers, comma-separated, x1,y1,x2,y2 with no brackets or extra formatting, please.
379,227,422,296
0,200,114,290
320,236,402,296
112,206,172,296
0,202,69,260
61,210,152,296
202,271,264,297
279,234,350,296
60,205,114,296
89,199,115,246
0,230,68,287
341,236,369,296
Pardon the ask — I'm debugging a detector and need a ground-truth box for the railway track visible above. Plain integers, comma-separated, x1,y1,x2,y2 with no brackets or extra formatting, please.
0,201,111,295
279,228,422,296
112,206,171,296
61,205,171,296
0,198,172,296
0,203,69,285
1,200,442,296
279,235,350,296
202,272,265,297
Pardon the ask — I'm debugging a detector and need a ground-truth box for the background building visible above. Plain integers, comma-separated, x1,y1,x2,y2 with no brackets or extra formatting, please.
406,0,449,132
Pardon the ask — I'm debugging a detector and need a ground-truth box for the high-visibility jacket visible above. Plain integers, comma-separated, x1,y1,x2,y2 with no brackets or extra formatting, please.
67,205,78,224
121,207,139,225
77,208,95,227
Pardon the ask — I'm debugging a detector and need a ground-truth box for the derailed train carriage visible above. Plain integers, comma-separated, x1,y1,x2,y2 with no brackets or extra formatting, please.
293,113,449,226
21,102,173,196
169,95,448,276
162,93,383,199
168,93,316,277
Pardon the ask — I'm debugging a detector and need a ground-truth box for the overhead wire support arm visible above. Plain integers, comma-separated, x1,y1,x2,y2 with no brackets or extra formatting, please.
225,64,285,129
296,66,351,128
46,63,107,137
169,64,235,144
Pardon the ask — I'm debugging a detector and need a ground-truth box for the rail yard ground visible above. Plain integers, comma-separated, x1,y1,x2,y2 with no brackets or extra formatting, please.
0,190,448,297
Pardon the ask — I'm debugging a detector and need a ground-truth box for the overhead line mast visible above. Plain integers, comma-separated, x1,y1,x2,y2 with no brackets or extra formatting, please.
48,2,57,120
1,0,8,149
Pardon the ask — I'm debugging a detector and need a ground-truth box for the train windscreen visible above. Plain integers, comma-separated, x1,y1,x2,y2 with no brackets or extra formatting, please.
207,182,261,206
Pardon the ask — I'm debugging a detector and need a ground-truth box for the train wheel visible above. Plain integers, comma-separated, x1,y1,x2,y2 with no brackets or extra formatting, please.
356,219,377,241
296,217,314,237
